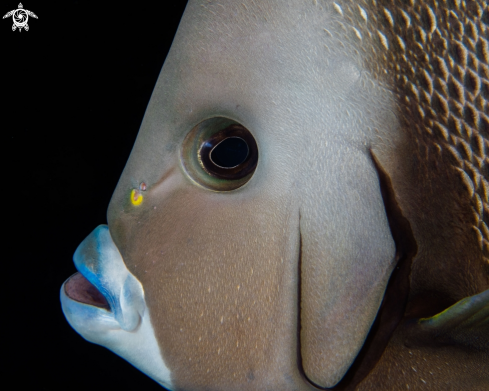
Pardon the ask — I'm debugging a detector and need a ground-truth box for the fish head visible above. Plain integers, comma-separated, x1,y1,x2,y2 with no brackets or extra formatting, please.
62,1,405,389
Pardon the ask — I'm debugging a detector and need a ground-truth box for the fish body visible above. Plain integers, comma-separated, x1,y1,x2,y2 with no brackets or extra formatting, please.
61,1,489,390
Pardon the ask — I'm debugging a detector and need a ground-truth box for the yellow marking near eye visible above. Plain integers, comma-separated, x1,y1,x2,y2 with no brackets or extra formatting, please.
131,189,143,206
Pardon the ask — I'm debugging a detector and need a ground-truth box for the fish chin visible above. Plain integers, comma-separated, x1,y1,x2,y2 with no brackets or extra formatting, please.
60,225,173,390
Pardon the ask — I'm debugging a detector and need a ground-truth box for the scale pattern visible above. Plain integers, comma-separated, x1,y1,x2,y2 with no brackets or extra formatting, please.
324,0,488,265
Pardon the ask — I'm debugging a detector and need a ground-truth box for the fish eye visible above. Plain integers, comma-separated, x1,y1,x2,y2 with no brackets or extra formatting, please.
200,125,258,180
181,118,259,191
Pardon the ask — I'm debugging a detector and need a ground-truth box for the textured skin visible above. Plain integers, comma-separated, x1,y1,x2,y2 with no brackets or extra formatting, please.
63,0,488,390
108,0,488,388
326,0,489,389
107,0,400,388
339,0,489,274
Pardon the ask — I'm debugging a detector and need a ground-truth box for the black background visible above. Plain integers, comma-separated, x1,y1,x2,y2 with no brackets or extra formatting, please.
4,1,188,389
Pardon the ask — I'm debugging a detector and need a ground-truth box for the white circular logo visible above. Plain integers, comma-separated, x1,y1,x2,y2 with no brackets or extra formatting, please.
13,9,28,27
2,3,38,32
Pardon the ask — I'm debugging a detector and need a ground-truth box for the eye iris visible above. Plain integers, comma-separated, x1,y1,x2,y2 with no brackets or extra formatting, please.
210,137,249,168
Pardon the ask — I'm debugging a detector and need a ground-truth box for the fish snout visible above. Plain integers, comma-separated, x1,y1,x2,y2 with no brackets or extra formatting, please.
60,225,172,388
61,224,145,333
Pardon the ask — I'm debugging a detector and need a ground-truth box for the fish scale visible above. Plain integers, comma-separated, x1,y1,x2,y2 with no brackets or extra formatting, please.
329,0,488,266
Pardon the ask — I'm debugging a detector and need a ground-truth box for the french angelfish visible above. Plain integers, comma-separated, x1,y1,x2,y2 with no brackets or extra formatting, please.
61,0,489,389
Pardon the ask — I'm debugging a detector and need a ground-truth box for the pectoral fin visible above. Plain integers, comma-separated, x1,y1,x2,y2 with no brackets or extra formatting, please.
415,289,489,350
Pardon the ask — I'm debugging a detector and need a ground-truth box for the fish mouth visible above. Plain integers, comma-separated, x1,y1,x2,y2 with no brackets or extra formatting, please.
61,224,145,332
64,272,111,311
60,225,172,389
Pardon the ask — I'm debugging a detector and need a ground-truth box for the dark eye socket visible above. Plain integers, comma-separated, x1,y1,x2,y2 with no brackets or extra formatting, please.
199,124,258,180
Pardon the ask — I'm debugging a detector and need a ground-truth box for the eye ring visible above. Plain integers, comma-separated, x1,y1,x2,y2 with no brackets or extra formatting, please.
199,124,258,180
181,117,259,191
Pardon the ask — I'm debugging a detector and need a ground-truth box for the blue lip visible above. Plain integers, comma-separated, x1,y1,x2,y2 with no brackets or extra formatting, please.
60,225,172,388
73,225,118,313
68,224,145,332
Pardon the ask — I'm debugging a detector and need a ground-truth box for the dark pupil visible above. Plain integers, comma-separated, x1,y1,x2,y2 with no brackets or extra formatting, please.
210,137,249,168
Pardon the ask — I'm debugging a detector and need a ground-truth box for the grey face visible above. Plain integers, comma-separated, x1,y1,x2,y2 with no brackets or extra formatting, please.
61,1,403,389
